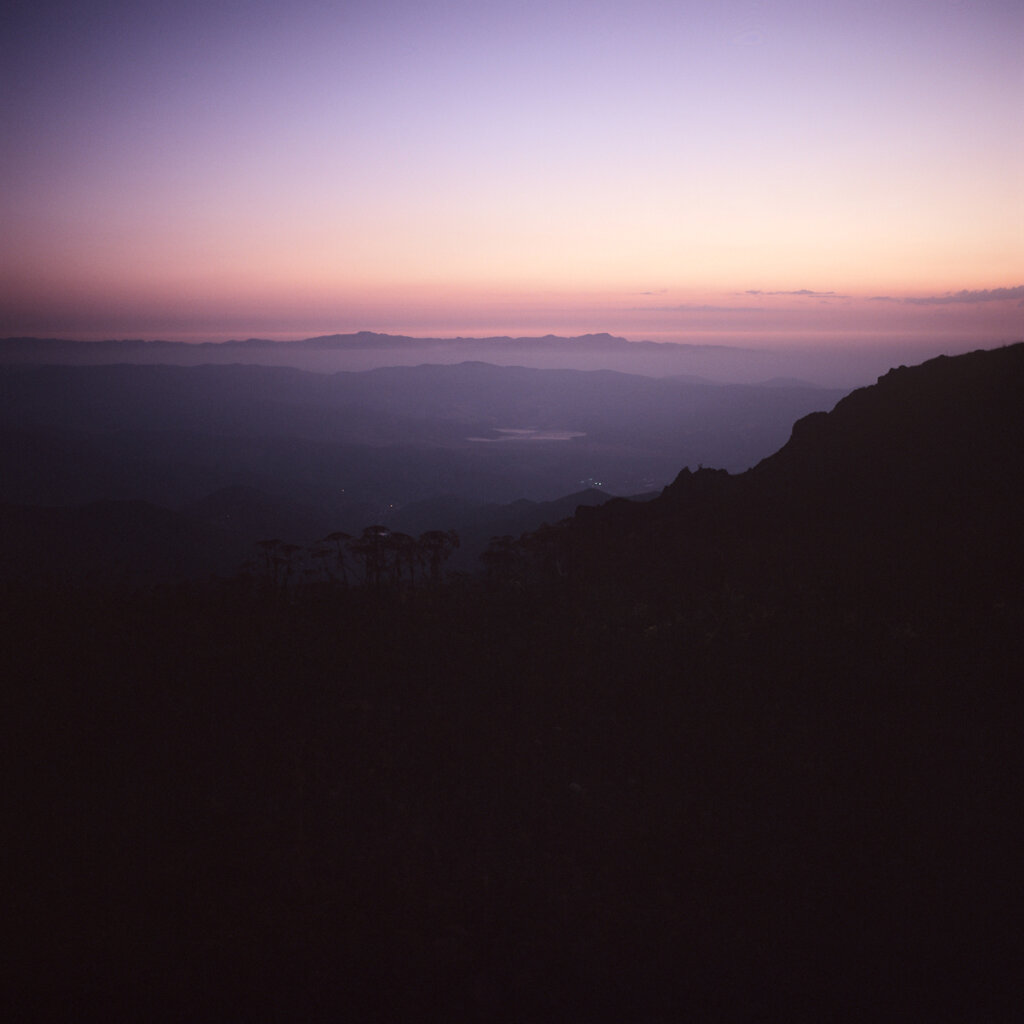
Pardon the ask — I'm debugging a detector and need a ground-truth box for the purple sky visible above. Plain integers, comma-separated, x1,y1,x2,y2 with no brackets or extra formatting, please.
2,0,1021,351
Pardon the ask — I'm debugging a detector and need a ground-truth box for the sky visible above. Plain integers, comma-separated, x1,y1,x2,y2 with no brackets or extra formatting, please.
2,0,1022,350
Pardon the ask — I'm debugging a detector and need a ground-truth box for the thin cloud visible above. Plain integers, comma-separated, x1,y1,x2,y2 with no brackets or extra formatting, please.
903,285,1024,305
746,289,847,299
870,285,1024,305
627,304,765,314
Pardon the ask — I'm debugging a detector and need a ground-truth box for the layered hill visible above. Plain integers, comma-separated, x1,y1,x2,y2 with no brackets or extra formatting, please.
0,361,844,585
0,331,960,386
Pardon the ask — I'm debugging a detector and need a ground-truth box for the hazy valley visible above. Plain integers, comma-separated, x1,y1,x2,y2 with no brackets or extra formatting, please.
0,354,846,584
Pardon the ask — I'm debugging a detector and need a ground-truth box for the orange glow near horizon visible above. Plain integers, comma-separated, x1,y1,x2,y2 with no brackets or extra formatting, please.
2,1,1021,347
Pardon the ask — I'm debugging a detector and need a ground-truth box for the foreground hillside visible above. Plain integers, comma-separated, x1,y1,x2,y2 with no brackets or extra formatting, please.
4,344,1022,1020
557,343,1023,628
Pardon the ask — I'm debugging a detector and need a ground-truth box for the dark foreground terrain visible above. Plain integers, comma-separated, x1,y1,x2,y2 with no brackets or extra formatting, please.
4,344,1022,1020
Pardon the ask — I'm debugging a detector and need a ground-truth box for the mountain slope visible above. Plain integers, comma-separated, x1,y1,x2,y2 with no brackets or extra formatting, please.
564,342,1024,622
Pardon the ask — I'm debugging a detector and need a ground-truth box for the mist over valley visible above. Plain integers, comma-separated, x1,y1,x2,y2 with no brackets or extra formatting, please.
0,349,848,583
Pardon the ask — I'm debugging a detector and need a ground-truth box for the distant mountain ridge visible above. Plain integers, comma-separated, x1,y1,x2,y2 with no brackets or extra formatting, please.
0,331,902,386
0,331,746,355
0,331,765,380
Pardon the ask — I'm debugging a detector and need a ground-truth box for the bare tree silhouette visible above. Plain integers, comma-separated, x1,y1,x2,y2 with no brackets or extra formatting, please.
418,529,460,586
385,531,420,588
255,538,285,590
351,525,391,589
322,530,353,587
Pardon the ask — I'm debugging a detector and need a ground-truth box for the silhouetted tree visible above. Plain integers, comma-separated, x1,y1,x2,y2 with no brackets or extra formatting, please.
255,538,285,589
521,521,571,581
351,525,391,589
322,531,353,587
480,534,523,585
385,531,419,588
277,542,304,594
306,544,332,585
418,529,459,586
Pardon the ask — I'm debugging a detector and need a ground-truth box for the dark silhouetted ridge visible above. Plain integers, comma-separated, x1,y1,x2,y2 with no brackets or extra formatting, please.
569,343,1023,619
